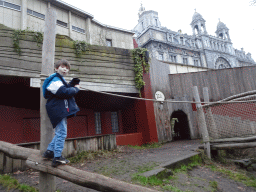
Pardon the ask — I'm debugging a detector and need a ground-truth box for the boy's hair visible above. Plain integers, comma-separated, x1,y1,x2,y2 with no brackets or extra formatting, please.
54,59,71,70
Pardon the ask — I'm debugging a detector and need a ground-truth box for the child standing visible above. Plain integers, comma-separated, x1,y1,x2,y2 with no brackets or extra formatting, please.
42,59,80,167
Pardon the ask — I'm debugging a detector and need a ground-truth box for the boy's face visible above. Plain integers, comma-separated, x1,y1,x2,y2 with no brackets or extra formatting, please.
55,64,69,76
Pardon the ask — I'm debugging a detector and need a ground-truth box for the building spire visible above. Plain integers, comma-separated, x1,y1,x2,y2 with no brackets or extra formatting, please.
138,1,145,16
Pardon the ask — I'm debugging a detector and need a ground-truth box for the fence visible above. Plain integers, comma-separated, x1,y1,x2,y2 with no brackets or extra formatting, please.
202,90,256,141
0,134,116,174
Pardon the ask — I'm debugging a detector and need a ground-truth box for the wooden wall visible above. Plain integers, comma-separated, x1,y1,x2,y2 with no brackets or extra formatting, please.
0,134,116,174
149,58,173,142
150,58,256,142
0,24,137,93
169,65,256,102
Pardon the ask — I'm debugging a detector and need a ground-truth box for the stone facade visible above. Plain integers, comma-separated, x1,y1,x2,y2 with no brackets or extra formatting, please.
133,4,255,69
0,0,134,49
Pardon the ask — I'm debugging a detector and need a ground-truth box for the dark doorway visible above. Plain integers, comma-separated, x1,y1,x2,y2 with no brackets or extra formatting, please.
171,110,191,140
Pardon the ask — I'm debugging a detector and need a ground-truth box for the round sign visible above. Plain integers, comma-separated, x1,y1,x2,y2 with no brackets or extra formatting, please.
155,91,165,101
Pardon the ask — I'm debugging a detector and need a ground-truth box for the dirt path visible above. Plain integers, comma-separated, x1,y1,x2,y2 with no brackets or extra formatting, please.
1,140,256,192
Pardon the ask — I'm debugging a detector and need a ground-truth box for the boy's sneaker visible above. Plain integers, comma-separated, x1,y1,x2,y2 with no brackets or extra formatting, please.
43,150,54,159
52,156,70,167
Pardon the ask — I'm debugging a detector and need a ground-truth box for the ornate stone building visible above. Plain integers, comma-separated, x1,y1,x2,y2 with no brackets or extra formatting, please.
133,4,255,69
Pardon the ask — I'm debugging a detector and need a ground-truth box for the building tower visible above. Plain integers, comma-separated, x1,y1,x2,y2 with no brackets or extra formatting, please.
215,20,231,41
190,11,207,35
133,3,161,35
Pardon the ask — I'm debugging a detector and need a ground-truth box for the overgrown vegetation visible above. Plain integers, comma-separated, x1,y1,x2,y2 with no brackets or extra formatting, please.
12,29,23,55
132,47,150,96
128,142,162,150
12,28,43,55
132,152,256,191
33,32,43,47
0,174,38,192
73,40,90,56
132,155,201,191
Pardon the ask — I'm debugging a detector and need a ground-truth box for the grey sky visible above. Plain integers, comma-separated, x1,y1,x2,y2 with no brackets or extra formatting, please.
63,0,256,60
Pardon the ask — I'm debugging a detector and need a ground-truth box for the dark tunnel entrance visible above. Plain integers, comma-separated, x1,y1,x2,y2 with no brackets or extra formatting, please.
171,110,191,140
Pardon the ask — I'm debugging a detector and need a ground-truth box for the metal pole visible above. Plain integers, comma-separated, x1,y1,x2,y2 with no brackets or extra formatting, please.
39,7,57,192
192,86,211,159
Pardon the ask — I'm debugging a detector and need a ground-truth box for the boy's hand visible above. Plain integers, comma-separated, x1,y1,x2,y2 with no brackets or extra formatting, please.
70,78,80,86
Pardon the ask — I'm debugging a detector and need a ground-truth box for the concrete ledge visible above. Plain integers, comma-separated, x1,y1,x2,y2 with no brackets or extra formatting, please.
160,152,200,169
140,168,166,177
140,152,200,178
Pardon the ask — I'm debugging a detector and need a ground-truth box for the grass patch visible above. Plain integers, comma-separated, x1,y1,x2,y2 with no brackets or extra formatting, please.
173,155,202,174
217,167,256,188
128,142,162,150
68,149,119,163
204,159,256,188
209,180,218,191
0,174,38,192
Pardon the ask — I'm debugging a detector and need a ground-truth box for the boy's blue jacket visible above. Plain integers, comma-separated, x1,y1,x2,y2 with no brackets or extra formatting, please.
42,73,80,128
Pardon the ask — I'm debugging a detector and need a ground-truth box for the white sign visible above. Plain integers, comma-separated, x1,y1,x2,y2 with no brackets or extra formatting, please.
155,91,165,101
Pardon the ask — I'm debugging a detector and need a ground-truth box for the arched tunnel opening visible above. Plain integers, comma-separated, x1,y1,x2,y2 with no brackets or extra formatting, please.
171,110,191,141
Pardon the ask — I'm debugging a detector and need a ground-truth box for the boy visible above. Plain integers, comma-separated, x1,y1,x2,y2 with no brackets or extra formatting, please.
42,59,80,167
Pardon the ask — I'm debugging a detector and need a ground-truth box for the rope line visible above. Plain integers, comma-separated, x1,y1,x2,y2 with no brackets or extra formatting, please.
79,86,256,105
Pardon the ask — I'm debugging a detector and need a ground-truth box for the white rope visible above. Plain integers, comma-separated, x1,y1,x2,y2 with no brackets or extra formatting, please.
79,86,256,105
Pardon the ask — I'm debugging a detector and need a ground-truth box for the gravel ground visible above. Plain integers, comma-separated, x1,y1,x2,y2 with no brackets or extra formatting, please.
1,140,256,192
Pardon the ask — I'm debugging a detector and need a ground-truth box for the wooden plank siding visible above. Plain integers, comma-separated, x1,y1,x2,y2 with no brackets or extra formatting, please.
0,24,137,93
150,58,256,142
168,64,256,140
0,134,116,174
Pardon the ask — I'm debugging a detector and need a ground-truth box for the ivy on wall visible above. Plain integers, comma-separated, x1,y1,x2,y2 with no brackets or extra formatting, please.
132,48,150,96
73,40,90,56
12,30,23,55
12,29,43,55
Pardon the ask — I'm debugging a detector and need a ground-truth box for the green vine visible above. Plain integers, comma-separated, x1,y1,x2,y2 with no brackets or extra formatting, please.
33,31,43,47
73,40,90,56
12,29,43,55
132,47,150,96
12,29,23,55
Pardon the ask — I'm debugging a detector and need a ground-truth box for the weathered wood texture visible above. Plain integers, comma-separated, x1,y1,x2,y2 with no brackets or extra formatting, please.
0,141,158,192
149,58,256,142
0,24,136,91
26,153,159,192
169,66,256,102
149,58,173,142
0,134,116,174
150,58,198,141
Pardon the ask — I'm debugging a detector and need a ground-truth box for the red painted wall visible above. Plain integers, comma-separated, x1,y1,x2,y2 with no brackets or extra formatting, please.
133,71,159,144
116,132,143,146
133,38,138,48
0,105,39,144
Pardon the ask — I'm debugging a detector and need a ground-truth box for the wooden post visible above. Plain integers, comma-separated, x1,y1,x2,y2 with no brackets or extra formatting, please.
192,86,211,159
203,87,218,139
39,7,57,192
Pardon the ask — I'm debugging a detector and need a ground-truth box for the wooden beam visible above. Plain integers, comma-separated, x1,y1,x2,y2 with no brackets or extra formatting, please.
211,142,256,150
26,153,159,192
0,141,40,160
211,136,256,143
0,141,159,192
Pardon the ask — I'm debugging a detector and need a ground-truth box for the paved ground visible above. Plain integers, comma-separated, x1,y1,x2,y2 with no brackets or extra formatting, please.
1,140,256,192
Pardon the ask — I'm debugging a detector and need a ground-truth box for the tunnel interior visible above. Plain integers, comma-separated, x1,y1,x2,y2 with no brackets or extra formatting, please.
171,110,191,140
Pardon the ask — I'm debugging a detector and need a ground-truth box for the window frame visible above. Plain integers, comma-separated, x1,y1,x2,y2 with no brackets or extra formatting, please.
111,112,119,133
27,9,45,20
56,20,68,28
72,25,85,34
106,39,112,47
94,112,102,134
0,0,21,11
